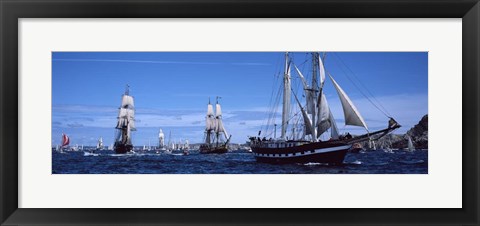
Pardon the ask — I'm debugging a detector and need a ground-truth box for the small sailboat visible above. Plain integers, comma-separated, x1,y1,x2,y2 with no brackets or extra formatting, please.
367,139,377,151
96,137,104,150
407,135,415,152
199,97,232,154
383,135,394,153
114,85,136,154
250,52,401,164
183,139,190,155
59,133,70,152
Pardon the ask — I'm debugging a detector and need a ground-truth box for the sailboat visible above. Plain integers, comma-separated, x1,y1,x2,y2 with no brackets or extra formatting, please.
367,139,377,151
383,135,394,153
407,135,415,152
199,97,232,154
165,130,173,153
114,85,136,154
157,129,166,151
183,139,190,155
250,52,401,164
96,137,104,150
60,133,70,152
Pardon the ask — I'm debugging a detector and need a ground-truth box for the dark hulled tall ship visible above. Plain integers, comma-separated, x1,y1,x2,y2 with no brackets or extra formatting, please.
199,97,232,154
250,52,400,164
114,85,136,154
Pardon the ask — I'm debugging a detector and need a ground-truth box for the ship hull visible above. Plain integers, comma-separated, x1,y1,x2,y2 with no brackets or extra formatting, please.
114,143,133,154
199,145,228,154
252,141,351,164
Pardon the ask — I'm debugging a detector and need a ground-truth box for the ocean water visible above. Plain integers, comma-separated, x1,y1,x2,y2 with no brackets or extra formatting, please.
52,149,428,174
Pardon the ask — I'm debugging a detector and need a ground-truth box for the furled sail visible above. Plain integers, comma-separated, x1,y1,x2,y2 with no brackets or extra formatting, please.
329,75,368,131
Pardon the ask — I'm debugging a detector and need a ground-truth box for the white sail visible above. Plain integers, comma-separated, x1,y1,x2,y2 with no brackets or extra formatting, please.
207,103,214,116
281,53,291,139
118,108,128,118
206,103,216,130
159,129,165,146
408,136,415,151
292,91,314,136
121,95,134,108
316,93,331,137
129,118,136,131
126,109,135,119
318,54,326,85
97,137,103,149
215,119,229,140
293,64,315,114
293,64,309,89
126,123,131,143
206,117,216,131
215,104,222,117
329,74,368,131
215,105,225,133
329,110,340,139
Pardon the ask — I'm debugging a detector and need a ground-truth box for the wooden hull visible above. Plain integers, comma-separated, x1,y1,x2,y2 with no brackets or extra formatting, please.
114,143,133,154
199,145,228,154
252,141,351,164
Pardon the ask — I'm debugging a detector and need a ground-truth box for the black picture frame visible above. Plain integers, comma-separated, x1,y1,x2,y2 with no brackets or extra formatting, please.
1,0,478,225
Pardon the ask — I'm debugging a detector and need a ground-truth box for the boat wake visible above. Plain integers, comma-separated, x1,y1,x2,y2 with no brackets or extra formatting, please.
302,162,330,166
83,152,99,157
344,160,362,165
400,160,424,164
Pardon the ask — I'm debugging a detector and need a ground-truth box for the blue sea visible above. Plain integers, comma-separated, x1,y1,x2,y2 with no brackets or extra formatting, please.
52,149,428,174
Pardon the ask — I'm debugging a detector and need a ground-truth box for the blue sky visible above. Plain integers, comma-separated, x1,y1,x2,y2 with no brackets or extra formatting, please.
52,52,428,146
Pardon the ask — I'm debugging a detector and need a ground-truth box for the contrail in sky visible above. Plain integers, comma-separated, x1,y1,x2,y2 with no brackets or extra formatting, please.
52,58,271,66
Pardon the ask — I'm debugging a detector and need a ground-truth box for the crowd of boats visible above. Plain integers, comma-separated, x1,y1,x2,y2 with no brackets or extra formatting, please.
54,52,423,164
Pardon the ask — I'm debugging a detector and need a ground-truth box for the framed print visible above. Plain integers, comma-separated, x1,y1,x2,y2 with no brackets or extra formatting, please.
1,0,479,225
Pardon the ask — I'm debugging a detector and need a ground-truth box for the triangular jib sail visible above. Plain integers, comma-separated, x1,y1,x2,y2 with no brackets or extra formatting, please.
329,74,368,131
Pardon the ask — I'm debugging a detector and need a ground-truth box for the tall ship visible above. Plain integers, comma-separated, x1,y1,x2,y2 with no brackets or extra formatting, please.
199,97,232,154
114,85,136,154
250,52,401,164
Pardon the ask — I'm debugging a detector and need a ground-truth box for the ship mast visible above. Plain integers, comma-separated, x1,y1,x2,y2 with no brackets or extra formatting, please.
281,52,291,140
310,53,319,141
205,97,215,145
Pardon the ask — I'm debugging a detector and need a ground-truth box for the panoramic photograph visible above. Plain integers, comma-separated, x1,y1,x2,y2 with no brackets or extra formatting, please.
52,52,428,174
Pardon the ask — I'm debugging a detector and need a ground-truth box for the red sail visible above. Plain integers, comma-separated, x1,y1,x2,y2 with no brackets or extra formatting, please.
61,133,70,146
